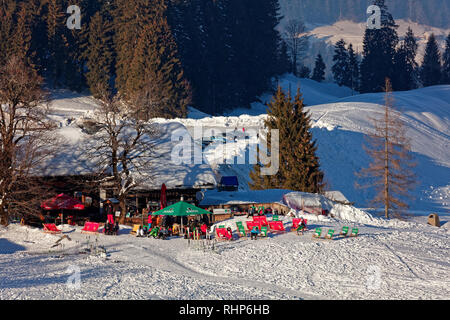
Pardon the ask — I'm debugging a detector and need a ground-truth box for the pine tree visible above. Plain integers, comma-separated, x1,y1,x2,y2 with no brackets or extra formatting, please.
115,0,190,118
357,78,416,218
441,33,450,84
332,39,349,86
392,27,418,91
312,54,326,82
420,33,442,87
360,0,398,93
82,10,115,98
347,43,360,94
249,86,324,193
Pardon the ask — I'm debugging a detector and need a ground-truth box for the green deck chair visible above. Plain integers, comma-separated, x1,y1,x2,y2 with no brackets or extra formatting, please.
350,228,359,237
341,226,349,236
260,226,268,237
236,222,247,237
312,227,322,238
325,229,335,240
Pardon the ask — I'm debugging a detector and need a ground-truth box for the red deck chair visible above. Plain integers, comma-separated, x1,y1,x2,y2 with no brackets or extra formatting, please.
43,223,62,234
269,221,285,232
81,222,100,234
253,215,268,226
246,220,261,231
216,228,232,241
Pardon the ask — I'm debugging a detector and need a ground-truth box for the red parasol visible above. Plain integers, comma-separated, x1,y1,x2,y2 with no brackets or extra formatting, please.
41,193,85,211
160,183,167,210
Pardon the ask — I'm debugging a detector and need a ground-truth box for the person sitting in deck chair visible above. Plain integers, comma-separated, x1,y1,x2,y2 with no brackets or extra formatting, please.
158,227,168,240
250,226,260,240
296,220,307,235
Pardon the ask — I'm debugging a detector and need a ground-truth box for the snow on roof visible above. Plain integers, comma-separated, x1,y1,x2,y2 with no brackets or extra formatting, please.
38,121,217,190
200,189,294,206
323,191,350,204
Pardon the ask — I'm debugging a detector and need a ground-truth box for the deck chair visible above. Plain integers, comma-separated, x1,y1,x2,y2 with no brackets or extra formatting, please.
341,226,350,236
172,223,180,236
236,222,248,237
268,221,285,232
130,224,141,235
350,228,359,237
43,223,62,234
325,229,335,240
260,226,268,237
216,228,232,241
81,222,100,234
246,220,260,231
253,215,268,226
312,227,322,239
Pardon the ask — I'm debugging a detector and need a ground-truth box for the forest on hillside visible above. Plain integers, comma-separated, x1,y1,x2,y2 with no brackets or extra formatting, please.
0,0,289,117
279,0,450,29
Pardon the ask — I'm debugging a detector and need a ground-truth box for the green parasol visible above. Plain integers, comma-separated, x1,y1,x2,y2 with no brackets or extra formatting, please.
152,201,210,216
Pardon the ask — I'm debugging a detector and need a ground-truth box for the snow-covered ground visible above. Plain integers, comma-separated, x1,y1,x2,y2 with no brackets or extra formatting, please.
1,206,449,300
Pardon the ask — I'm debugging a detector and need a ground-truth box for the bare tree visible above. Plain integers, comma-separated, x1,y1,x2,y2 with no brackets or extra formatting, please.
283,19,309,76
85,85,158,224
0,56,56,225
357,78,416,218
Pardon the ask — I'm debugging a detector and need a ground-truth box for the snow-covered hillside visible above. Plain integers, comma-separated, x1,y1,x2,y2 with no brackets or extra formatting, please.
298,20,450,80
46,74,449,214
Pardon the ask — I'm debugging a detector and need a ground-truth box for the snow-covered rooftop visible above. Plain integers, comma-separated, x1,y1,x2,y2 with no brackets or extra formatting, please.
39,121,217,190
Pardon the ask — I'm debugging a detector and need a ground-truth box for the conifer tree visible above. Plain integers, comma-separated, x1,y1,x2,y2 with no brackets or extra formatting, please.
420,33,442,87
392,27,418,91
82,9,115,98
114,0,190,118
347,43,360,94
360,0,398,93
357,78,416,218
312,54,326,82
249,86,324,193
441,33,450,84
332,39,349,86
